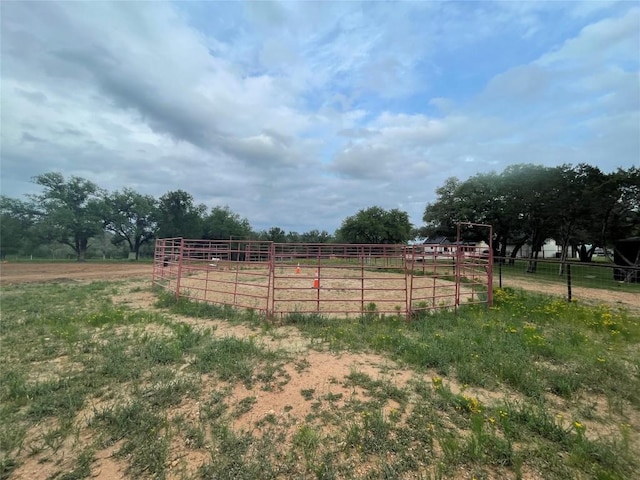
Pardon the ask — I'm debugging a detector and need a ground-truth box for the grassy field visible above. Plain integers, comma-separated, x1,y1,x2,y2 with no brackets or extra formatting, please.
494,258,640,294
1,278,638,479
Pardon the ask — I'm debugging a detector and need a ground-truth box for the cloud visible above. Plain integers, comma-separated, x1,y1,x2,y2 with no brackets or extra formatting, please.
1,1,638,234
539,7,640,69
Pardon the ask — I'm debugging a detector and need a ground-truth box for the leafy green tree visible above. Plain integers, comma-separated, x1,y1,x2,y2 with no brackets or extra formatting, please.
286,231,301,243
300,229,333,243
601,167,640,246
536,164,638,263
336,206,412,244
0,196,40,258
104,188,158,260
31,172,105,261
262,226,287,243
156,190,206,239
202,206,252,240
421,177,464,238
548,164,610,263
499,164,564,272
422,174,527,258
422,164,639,268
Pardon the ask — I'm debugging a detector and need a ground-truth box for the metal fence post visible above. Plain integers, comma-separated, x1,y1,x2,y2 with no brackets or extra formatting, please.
175,238,184,300
267,242,274,318
566,262,572,302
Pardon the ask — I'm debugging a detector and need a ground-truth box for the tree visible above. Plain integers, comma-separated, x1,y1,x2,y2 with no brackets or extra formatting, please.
601,167,640,246
499,164,564,272
421,163,639,270
300,229,333,243
421,177,465,238
260,227,287,243
31,172,105,261
547,165,639,263
202,206,252,240
548,164,608,263
422,173,528,258
336,206,412,244
104,188,158,260
0,196,39,258
286,231,301,243
156,190,206,239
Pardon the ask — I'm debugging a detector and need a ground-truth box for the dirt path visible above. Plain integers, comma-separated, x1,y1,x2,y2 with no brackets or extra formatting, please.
498,277,640,313
0,262,153,285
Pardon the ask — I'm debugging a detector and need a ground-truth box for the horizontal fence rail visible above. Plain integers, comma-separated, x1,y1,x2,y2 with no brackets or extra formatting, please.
153,239,493,319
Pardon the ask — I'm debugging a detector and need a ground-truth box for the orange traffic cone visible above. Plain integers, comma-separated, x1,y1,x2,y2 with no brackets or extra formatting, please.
295,263,301,274
313,270,320,289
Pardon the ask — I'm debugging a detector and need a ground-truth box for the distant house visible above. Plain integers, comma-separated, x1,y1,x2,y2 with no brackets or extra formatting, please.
515,239,560,259
407,236,490,261
422,236,453,255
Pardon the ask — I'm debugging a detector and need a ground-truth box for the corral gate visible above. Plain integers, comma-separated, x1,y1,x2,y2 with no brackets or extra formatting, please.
153,228,492,319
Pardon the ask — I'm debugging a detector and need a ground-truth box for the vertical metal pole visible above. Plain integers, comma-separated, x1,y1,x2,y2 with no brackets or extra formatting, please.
316,249,321,312
487,225,493,308
406,246,413,321
232,238,241,306
455,224,461,308
499,261,502,289
175,238,184,300
152,239,160,285
360,245,365,313
268,242,274,317
566,262,572,302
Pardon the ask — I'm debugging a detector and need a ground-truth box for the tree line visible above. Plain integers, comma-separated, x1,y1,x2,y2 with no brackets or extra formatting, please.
0,172,412,261
1,164,637,262
420,163,639,266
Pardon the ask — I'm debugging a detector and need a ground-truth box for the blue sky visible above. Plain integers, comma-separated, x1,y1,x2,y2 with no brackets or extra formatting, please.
1,1,638,233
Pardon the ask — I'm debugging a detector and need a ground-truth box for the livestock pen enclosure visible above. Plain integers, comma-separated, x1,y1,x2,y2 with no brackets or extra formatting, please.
152,238,493,319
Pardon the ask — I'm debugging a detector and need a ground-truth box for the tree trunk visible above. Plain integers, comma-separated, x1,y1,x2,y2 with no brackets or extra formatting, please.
509,241,525,266
578,245,594,262
76,237,89,262
526,232,543,273
558,236,570,275
526,250,539,273
495,235,508,264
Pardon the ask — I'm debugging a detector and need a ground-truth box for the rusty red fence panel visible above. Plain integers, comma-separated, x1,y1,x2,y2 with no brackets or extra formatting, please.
153,238,493,318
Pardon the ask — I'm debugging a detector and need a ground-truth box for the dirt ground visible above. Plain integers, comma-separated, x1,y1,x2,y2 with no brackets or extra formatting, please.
0,262,153,285
499,277,640,313
2,261,637,313
3,262,639,480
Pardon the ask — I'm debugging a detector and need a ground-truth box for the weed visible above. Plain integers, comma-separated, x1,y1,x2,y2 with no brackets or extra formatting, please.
300,389,315,401
234,396,257,417
91,399,169,478
55,448,95,480
195,337,274,385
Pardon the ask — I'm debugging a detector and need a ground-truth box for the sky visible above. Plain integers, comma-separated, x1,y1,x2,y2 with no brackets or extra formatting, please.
1,1,639,234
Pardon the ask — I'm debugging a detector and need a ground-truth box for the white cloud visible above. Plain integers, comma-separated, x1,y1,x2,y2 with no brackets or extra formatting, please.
539,7,640,69
1,1,638,234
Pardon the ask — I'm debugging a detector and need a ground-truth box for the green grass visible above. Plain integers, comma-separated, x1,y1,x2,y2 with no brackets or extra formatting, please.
495,258,640,293
1,279,638,480
288,288,640,406
1,258,154,264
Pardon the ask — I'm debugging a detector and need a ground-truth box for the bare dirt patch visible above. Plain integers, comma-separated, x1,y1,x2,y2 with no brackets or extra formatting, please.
4,262,639,479
0,262,153,285
228,351,411,432
175,266,477,317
